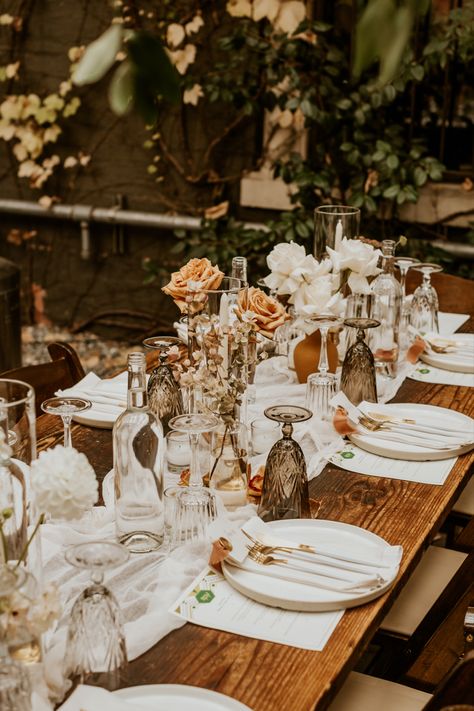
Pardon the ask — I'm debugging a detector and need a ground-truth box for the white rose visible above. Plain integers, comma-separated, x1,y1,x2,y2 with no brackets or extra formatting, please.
327,238,381,294
290,274,343,316
264,241,322,296
31,445,98,520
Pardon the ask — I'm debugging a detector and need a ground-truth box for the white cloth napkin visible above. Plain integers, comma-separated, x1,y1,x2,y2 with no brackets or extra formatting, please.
57,372,128,417
58,684,148,710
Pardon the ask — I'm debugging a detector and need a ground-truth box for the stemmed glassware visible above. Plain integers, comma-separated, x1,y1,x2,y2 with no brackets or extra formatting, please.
142,336,184,434
168,413,219,545
304,314,342,420
0,566,31,711
314,205,360,259
410,263,443,334
394,256,420,350
41,396,91,447
64,541,129,690
340,318,380,405
258,405,312,522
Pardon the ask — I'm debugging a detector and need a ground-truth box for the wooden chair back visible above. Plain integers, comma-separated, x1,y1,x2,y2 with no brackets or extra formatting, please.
1,341,85,416
423,651,474,709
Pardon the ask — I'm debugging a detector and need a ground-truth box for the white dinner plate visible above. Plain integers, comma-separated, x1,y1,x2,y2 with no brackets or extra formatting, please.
114,684,252,710
420,334,474,374
349,403,474,461
222,519,399,612
73,406,121,429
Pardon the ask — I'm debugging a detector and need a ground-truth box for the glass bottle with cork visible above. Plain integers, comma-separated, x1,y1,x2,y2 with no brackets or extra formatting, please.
371,239,402,379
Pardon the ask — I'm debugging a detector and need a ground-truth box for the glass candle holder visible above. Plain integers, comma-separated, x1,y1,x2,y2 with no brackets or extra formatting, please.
314,205,360,259
251,418,280,455
165,430,191,474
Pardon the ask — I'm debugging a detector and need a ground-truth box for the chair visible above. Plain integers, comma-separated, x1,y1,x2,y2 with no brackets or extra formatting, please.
0,341,85,416
369,518,474,685
329,651,474,711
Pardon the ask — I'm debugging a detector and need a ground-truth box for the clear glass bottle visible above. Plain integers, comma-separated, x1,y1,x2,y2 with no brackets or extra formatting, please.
209,421,248,511
231,256,248,285
370,239,402,378
113,353,165,553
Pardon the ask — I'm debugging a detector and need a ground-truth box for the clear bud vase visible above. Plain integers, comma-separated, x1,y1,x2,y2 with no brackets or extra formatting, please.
209,421,248,510
371,240,402,379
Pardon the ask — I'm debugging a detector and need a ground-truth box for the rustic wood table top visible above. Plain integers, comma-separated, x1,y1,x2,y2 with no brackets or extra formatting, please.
36,272,474,711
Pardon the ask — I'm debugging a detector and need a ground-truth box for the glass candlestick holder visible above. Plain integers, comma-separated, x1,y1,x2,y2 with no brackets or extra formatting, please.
340,318,380,406
258,405,312,522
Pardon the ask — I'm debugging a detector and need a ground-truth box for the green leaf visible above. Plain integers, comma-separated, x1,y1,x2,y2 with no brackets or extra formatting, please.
336,98,352,110
340,142,354,152
73,24,122,86
383,85,397,102
396,190,407,204
387,154,399,169
353,0,396,77
379,6,414,85
414,167,427,186
108,60,135,115
383,184,400,199
373,150,386,161
128,32,181,103
411,64,424,81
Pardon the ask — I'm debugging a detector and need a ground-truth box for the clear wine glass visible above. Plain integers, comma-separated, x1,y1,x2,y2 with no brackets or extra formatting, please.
0,565,31,711
410,263,443,334
340,318,380,405
142,336,184,435
304,314,342,412
168,413,219,545
258,405,312,522
393,256,420,301
64,541,129,690
41,397,91,448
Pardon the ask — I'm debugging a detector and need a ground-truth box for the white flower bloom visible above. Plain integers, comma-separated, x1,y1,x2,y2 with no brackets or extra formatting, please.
183,83,204,106
185,15,204,35
327,238,382,294
31,445,98,520
253,0,280,23
166,23,185,48
226,0,252,17
0,428,12,461
168,44,196,75
275,0,306,34
264,241,330,297
292,274,344,316
0,96,22,121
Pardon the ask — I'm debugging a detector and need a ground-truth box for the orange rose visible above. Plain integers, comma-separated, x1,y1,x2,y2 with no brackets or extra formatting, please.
239,287,290,339
162,258,224,312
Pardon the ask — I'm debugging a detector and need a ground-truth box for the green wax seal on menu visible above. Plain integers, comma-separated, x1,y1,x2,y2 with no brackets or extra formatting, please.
341,451,355,459
195,590,215,604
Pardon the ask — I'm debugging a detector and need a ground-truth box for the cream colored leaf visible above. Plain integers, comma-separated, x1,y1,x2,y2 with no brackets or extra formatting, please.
6,61,20,79
73,25,122,85
275,1,306,34
185,15,204,35
13,142,28,162
183,83,204,106
226,0,252,18
253,0,280,23
64,156,78,169
167,23,186,48
43,125,61,143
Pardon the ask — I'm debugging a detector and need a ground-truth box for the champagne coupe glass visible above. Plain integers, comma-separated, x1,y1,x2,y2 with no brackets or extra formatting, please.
410,263,443,334
340,318,380,405
0,566,31,711
142,336,184,435
258,405,312,522
64,541,129,690
314,205,360,259
41,397,91,448
168,413,219,545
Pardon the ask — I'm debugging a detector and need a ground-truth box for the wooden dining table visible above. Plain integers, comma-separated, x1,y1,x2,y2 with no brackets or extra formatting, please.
36,271,474,711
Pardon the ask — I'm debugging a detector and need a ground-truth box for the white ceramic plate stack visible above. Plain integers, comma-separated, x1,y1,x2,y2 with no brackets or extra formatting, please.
221,519,400,612
420,334,474,374
349,403,474,461
114,684,252,710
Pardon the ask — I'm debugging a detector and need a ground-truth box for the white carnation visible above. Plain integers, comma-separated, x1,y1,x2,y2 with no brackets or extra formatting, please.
31,445,98,520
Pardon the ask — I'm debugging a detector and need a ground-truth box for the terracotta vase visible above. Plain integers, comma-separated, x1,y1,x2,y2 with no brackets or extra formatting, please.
293,330,339,384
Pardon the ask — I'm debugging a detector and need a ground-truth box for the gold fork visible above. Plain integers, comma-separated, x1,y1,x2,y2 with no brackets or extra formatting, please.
242,529,316,555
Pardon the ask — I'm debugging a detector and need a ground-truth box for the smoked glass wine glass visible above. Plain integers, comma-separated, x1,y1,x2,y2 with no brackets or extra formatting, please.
340,318,380,405
142,336,184,435
410,263,443,334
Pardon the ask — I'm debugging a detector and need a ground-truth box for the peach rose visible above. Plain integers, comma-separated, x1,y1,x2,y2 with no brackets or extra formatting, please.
239,286,290,339
162,258,224,312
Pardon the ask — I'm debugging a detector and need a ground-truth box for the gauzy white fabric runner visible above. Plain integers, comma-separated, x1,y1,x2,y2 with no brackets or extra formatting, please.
40,501,258,701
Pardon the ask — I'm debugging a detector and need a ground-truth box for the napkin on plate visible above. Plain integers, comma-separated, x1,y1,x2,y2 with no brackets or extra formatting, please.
58,684,149,711
57,372,128,417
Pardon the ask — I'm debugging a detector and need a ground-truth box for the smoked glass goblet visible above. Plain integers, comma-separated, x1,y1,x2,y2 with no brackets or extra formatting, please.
41,397,91,448
143,336,184,435
258,405,312,522
340,318,380,406
64,541,129,690
410,263,443,334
